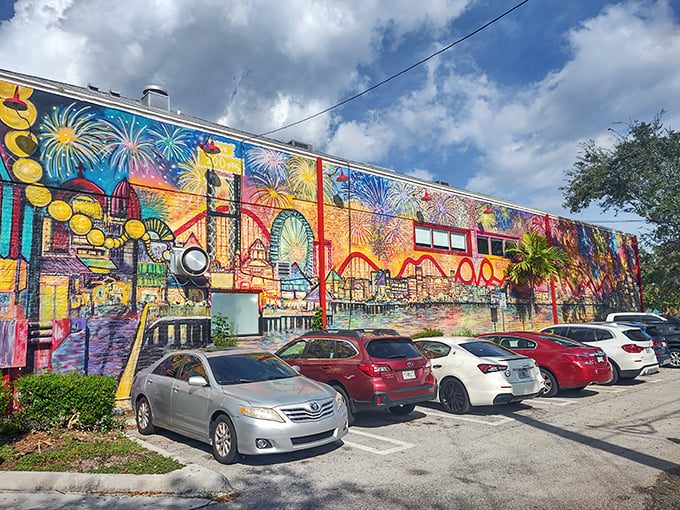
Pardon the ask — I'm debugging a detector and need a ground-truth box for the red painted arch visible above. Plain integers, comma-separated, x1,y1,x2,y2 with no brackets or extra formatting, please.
395,255,447,278
337,251,381,276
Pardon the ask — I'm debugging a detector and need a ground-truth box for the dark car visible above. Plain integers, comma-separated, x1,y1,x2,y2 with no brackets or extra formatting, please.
641,321,680,368
275,329,436,424
478,332,612,396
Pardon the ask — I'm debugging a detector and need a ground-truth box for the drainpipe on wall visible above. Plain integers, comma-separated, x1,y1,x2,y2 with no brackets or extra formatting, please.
316,157,327,327
544,214,559,324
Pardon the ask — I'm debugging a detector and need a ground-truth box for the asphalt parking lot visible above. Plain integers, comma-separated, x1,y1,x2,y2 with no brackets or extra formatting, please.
130,370,680,509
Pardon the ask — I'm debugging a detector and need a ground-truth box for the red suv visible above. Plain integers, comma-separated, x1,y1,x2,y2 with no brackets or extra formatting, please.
275,329,436,424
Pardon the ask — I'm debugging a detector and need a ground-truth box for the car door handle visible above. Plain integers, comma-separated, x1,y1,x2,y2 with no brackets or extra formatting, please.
433,364,442,368
321,365,331,370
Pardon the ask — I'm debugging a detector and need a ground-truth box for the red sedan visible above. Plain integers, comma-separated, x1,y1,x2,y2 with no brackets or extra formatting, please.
477,332,613,397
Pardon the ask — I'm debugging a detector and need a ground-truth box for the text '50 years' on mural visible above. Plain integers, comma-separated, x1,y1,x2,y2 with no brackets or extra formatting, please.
0,69,642,402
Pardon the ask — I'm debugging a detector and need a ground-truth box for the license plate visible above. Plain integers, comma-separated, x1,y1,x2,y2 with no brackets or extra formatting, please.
517,368,529,379
402,370,416,380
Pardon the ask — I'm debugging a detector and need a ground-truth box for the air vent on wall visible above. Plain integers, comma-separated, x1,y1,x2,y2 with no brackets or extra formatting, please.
288,140,312,151
434,179,451,186
275,261,292,279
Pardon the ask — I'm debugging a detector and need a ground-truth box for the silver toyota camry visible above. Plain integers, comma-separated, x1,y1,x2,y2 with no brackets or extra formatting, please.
131,348,349,464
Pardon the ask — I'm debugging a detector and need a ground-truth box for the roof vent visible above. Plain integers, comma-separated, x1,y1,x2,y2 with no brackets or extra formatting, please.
141,85,170,111
434,179,451,186
288,140,312,151
109,89,121,97
87,83,99,92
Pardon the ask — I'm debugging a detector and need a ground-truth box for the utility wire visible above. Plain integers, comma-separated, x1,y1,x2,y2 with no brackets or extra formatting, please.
257,0,530,138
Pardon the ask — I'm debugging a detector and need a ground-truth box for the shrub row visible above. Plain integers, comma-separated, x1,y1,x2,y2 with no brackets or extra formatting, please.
11,373,117,432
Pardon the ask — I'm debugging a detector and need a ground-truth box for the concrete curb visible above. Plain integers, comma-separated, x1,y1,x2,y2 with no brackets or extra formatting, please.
0,464,233,496
0,427,234,497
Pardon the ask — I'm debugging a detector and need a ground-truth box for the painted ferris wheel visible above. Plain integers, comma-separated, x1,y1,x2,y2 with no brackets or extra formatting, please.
269,209,314,276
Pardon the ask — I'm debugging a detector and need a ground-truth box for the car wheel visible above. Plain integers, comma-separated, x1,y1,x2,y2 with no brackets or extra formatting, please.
606,361,620,385
439,378,470,414
211,415,239,464
389,403,416,415
540,368,559,397
669,349,680,368
331,385,354,426
135,396,155,435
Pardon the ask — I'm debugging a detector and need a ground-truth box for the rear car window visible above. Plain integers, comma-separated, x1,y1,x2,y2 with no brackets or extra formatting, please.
460,341,516,358
153,354,185,378
306,339,336,359
535,334,584,348
415,341,451,359
366,338,421,359
623,329,649,342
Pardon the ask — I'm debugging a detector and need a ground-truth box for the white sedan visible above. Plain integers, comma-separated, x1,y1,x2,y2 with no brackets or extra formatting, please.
414,337,545,414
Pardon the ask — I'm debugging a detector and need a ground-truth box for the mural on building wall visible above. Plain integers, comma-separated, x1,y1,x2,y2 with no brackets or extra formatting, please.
0,77,641,392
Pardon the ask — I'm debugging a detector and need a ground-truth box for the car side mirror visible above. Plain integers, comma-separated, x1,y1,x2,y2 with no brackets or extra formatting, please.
188,375,208,387
291,365,301,374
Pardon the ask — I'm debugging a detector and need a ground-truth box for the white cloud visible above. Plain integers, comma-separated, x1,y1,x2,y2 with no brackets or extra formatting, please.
0,0,473,138
405,168,435,181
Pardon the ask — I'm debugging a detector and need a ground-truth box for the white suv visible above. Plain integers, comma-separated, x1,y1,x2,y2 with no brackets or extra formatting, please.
605,312,669,323
539,323,659,384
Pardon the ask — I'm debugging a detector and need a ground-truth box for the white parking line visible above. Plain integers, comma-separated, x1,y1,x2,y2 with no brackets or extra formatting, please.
591,386,626,393
525,397,575,406
421,409,513,426
344,429,415,455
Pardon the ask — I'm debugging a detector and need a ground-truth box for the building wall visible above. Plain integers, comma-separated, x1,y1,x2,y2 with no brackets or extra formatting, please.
0,76,642,392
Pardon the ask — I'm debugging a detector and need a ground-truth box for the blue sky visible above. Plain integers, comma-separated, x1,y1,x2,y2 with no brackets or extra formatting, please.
1,0,679,241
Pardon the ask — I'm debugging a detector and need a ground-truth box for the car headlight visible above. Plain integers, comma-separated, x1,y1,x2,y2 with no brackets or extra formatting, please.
239,406,284,423
335,390,346,410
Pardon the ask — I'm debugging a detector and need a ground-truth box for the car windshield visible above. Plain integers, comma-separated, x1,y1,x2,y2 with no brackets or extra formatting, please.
460,341,517,358
207,352,298,385
366,338,421,359
535,334,584,348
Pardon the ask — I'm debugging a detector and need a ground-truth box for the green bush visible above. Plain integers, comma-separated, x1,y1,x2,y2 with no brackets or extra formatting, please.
14,373,117,432
212,313,238,347
311,307,324,331
411,328,444,339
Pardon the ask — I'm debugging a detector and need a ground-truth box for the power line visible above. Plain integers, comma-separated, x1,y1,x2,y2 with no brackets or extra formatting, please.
257,0,530,138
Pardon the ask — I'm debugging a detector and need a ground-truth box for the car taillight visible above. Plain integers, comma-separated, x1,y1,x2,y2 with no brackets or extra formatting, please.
477,364,508,374
563,353,591,364
358,363,392,377
424,359,432,375
132,375,137,385
621,344,645,353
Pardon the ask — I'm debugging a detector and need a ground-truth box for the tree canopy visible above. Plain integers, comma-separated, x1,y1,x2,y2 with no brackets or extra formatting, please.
562,112,680,313
562,112,680,249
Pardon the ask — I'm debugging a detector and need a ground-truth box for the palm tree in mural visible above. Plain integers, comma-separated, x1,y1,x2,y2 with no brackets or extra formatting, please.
505,231,568,330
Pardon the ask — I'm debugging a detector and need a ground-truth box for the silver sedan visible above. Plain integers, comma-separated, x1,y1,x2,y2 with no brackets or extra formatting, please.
131,348,349,464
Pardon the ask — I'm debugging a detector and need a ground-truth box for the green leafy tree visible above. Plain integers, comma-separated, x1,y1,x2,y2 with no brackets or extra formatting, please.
505,232,567,330
562,112,680,311
212,313,238,348
640,247,680,314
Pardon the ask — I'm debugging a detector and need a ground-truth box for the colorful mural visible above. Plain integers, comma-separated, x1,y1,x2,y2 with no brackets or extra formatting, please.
0,73,642,398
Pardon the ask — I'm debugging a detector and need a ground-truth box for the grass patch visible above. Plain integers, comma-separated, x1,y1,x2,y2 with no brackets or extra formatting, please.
0,430,183,474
